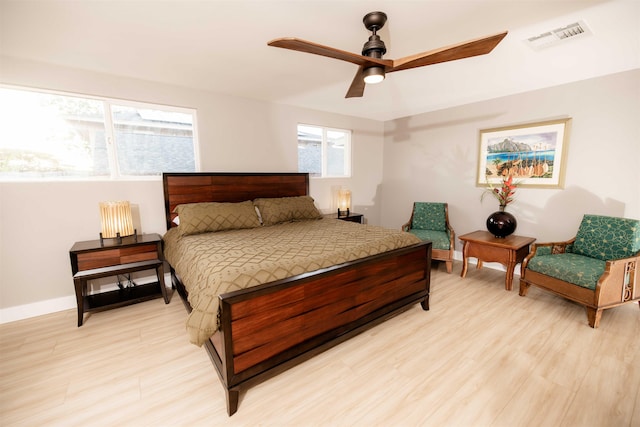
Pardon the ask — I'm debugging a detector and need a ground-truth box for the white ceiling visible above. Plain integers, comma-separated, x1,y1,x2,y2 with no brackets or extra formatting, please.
1,0,639,121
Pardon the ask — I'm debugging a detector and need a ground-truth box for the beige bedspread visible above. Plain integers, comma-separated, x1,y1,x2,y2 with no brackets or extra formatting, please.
164,218,421,346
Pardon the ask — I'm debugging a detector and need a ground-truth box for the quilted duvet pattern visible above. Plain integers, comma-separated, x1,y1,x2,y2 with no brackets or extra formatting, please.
164,219,421,346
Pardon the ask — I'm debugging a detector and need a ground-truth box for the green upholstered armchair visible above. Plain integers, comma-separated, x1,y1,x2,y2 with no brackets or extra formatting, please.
520,214,640,327
402,202,455,273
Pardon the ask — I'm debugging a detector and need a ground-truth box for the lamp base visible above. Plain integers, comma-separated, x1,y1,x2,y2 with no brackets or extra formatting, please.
337,208,350,217
100,229,138,246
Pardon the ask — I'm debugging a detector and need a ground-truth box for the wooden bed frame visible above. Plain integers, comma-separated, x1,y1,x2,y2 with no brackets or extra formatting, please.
162,172,432,416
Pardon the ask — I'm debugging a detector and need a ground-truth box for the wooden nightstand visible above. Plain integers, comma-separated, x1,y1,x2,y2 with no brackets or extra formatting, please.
69,233,170,326
324,212,364,224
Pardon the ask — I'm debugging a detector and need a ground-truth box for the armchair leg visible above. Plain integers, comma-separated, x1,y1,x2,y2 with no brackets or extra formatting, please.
519,281,530,297
445,261,453,274
585,307,603,328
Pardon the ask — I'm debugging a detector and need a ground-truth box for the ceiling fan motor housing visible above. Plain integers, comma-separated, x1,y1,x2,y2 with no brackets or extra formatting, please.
362,34,386,58
362,11,387,59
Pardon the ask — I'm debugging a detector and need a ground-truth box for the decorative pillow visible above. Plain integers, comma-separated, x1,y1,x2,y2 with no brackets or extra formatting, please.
173,201,261,236
253,196,323,226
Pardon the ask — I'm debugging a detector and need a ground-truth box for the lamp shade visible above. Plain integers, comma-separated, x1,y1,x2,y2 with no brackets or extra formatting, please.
338,189,352,212
99,201,134,239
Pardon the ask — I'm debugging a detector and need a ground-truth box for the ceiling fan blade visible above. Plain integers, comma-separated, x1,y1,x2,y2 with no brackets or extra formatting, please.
390,31,508,72
345,66,366,98
268,37,393,68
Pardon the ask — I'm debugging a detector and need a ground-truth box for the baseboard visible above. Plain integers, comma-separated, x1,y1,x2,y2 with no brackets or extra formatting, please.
0,295,77,324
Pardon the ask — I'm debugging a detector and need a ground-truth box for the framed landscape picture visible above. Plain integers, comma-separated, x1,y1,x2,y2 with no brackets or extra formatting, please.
477,118,572,188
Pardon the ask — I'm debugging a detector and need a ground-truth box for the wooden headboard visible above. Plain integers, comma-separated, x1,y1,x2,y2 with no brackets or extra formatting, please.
162,172,310,230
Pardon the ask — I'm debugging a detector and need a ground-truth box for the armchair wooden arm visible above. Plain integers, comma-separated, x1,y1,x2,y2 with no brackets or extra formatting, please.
596,254,639,307
521,238,576,271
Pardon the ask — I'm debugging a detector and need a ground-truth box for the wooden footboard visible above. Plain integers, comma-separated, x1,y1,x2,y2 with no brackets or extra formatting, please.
172,241,431,415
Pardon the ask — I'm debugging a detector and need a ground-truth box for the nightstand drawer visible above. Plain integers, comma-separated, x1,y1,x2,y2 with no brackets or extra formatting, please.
76,243,158,271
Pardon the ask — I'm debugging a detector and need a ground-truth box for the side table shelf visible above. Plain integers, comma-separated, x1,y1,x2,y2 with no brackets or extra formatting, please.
85,282,163,311
69,233,170,326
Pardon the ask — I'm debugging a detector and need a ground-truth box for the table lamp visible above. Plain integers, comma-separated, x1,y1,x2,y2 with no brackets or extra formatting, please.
99,200,136,245
337,189,351,217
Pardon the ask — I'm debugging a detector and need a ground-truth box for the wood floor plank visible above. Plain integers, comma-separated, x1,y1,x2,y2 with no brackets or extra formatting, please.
1,261,638,426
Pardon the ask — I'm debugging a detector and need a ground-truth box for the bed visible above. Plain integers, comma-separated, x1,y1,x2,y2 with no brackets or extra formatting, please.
162,172,432,415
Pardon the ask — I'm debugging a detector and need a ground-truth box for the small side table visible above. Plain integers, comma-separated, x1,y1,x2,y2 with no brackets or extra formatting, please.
69,233,170,326
324,212,364,224
459,230,536,291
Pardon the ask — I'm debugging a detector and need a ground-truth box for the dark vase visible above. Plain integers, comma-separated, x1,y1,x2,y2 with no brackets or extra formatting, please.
486,206,517,238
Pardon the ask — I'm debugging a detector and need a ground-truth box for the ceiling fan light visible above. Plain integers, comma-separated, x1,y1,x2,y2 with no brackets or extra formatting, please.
363,66,385,84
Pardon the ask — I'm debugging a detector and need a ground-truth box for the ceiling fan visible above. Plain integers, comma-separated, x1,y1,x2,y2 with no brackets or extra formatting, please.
268,11,508,98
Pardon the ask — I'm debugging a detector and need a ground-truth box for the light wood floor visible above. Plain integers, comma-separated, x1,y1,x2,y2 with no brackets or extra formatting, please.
2,262,639,426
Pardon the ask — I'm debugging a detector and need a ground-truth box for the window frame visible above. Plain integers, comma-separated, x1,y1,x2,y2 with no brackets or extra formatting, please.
297,123,352,179
0,84,200,182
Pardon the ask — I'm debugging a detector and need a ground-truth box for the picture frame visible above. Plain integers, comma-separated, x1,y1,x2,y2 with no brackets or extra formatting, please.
477,118,572,188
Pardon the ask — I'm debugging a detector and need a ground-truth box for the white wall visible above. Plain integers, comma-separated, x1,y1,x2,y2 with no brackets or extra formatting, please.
0,56,384,318
2,56,638,320
381,69,640,248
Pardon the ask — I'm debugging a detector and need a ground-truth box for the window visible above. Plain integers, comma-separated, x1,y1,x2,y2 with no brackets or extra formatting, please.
0,86,198,180
297,124,351,178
